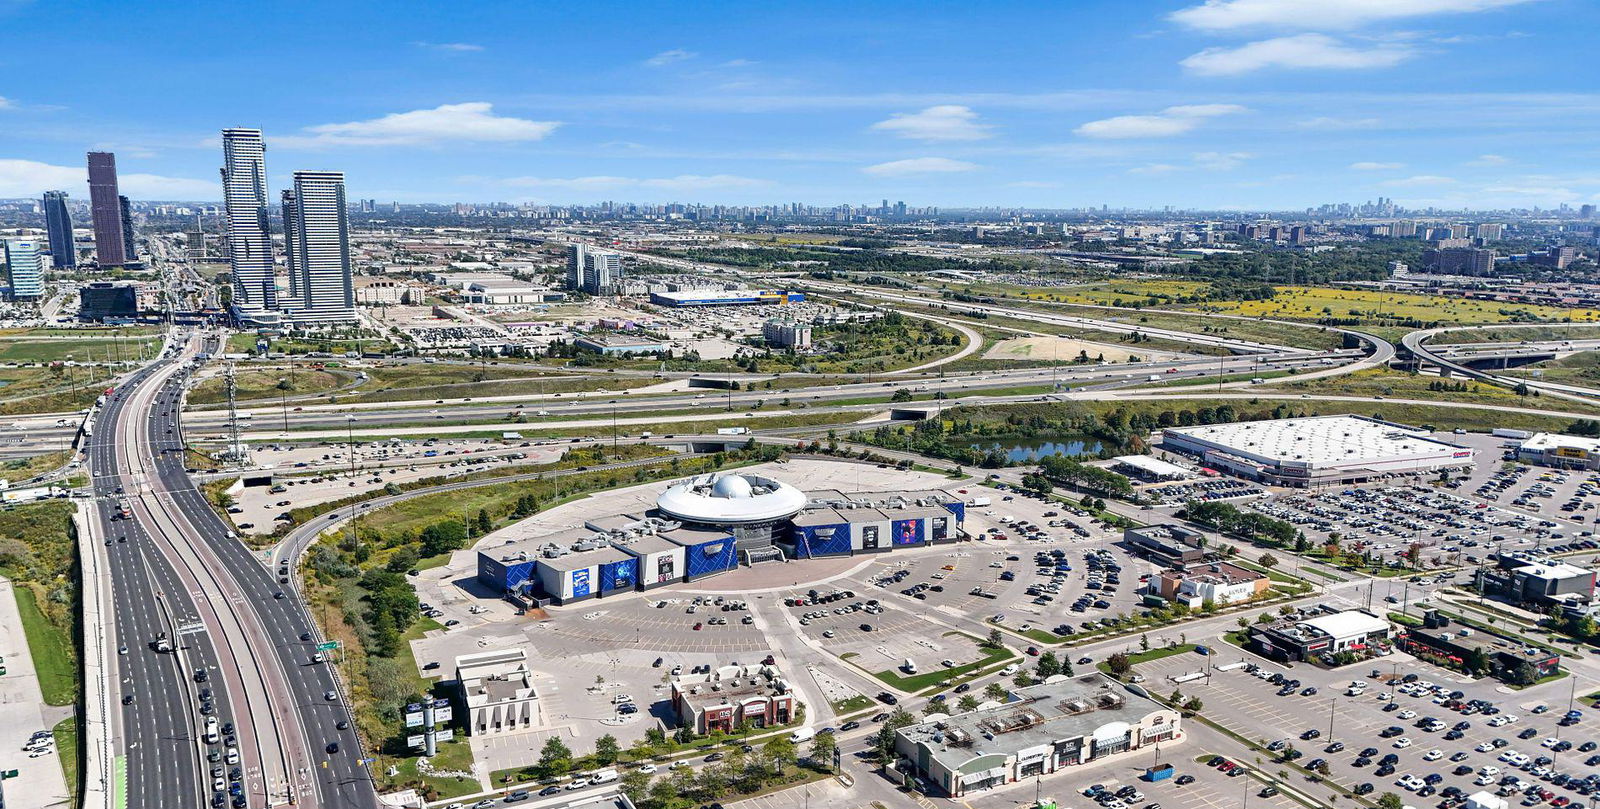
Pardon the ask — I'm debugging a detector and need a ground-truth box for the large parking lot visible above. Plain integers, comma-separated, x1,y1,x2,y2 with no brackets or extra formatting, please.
1130,638,1600,809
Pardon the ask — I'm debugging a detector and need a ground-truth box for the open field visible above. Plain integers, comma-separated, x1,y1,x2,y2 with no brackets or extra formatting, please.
0,450,71,482
1431,323,1600,344
188,367,347,404
1500,349,1600,385
986,279,1600,325
0,336,161,364
983,334,1193,363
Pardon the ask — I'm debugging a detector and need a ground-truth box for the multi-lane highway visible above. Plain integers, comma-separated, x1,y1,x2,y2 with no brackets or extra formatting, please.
89,329,378,809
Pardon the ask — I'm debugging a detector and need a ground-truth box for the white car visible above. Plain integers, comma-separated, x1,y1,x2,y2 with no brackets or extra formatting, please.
636,764,657,774
1475,742,1495,752
1376,692,1393,701
1540,737,1560,749
1422,749,1444,761
1393,737,1413,748
1396,709,1416,720
566,779,589,790
1479,765,1499,776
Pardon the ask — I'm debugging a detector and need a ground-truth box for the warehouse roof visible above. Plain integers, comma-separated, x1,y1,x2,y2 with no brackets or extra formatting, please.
1165,415,1464,467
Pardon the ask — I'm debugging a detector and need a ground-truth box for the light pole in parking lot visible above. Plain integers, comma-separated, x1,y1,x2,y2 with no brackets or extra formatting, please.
1327,697,1337,745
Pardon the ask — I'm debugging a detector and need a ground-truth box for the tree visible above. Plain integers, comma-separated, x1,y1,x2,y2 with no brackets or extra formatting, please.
810,731,837,771
761,735,796,776
594,733,620,765
985,628,1004,649
1182,697,1204,713
1377,793,1405,809
1106,652,1132,677
1259,553,1279,569
538,736,572,775
418,520,469,557
1035,651,1062,679
890,388,913,402
1140,633,1150,651
476,508,494,535
618,769,652,802
957,694,979,713
872,709,917,765
983,682,1008,702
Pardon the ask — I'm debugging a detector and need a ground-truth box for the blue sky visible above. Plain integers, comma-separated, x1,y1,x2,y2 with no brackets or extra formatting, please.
1,0,1595,209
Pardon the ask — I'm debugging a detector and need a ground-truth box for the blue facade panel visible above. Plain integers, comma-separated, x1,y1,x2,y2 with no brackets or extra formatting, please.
570,569,592,599
792,523,851,558
941,500,965,523
685,535,738,578
892,518,926,546
599,558,639,593
476,552,535,593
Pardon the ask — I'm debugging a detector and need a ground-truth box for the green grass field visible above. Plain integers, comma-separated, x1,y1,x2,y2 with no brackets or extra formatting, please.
14,585,76,705
0,337,161,364
54,715,79,802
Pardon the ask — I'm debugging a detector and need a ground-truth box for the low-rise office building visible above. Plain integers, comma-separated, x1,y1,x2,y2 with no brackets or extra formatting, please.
1475,552,1597,611
456,648,541,737
894,674,1182,798
1154,561,1269,606
670,663,795,735
1123,524,1207,567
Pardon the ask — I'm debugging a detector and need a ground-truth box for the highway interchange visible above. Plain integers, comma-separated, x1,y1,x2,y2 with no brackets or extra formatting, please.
48,267,1600,809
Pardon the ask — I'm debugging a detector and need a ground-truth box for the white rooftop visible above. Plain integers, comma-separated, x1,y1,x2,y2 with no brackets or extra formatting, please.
1301,609,1391,641
1113,455,1192,478
655,472,808,525
1520,433,1600,454
1166,415,1461,468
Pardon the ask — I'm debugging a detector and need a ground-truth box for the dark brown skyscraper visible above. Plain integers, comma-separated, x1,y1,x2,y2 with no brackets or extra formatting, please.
86,151,127,267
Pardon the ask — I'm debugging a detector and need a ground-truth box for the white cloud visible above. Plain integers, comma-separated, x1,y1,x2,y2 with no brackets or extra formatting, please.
1296,116,1383,129
288,103,560,147
1468,153,1511,165
861,157,978,177
1382,174,1458,186
0,96,12,110
1481,184,1579,200
869,105,993,142
1181,34,1413,76
120,173,221,198
0,158,217,199
1129,164,1182,175
500,174,767,191
1350,161,1405,170
415,41,484,52
1075,104,1246,139
644,48,697,67
1194,151,1252,170
1168,0,1539,32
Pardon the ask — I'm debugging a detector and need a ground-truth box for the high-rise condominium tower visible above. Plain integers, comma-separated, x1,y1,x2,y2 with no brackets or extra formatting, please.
283,171,355,322
219,128,277,314
4,240,45,299
118,195,137,264
41,191,75,268
86,152,127,267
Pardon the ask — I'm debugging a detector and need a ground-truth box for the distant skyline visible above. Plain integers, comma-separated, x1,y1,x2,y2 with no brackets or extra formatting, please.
0,0,1596,210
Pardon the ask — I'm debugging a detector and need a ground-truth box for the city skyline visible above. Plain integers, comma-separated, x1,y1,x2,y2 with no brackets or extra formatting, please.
0,1,1596,210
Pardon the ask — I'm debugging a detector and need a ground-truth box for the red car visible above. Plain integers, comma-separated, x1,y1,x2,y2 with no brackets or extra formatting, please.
693,622,703,631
